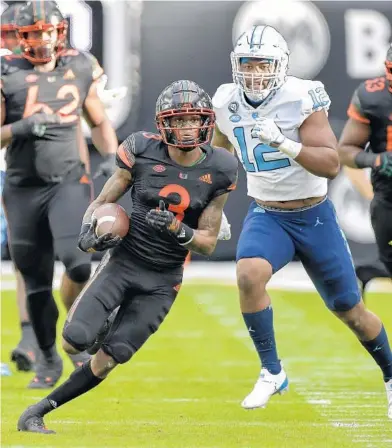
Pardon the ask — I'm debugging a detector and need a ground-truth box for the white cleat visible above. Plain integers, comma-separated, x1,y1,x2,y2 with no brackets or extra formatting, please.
241,366,289,410
386,379,392,420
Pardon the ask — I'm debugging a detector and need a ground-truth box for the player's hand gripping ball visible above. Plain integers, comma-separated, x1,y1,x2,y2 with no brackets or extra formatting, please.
78,203,129,253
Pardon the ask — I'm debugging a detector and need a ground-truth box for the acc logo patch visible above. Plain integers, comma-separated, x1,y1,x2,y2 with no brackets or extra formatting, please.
230,114,242,123
228,101,239,113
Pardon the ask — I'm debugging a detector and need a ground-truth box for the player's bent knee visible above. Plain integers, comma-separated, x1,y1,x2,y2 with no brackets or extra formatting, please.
62,321,94,353
66,263,91,284
329,293,361,313
236,258,272,294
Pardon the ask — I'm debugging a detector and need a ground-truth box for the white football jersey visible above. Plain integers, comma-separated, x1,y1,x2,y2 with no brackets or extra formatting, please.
212,76,331,201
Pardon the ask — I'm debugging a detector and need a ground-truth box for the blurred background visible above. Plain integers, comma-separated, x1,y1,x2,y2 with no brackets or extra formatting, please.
1,0,392,273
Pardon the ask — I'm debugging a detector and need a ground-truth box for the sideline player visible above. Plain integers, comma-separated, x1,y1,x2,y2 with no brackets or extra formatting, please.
17,80,238,433
211,25,392,419
1,1,118,388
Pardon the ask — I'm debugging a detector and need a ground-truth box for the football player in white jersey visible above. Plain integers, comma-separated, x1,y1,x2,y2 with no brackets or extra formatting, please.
212,25,392,418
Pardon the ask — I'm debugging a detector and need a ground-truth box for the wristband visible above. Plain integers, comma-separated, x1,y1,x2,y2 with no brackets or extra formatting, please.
177,223,195,246
278,138,303,159
354,151,378,169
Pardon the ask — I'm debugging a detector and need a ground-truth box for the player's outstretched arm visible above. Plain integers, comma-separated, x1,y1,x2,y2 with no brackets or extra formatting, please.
82,167,133,225
211,124,234,154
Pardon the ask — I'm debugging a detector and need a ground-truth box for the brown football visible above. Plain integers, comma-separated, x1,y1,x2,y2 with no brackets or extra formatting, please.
93,203,130,238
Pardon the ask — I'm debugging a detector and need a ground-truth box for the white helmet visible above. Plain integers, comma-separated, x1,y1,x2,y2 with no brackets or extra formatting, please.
231,25,289,101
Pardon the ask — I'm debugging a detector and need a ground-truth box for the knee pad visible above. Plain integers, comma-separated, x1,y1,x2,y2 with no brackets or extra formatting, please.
102,342,134,364
63,321,95,352
67,263,91,284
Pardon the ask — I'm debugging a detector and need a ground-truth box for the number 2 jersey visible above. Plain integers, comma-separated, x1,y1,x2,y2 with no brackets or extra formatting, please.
1,50,103,186
116,131,238,269
347,76,392,199
212,76,331,202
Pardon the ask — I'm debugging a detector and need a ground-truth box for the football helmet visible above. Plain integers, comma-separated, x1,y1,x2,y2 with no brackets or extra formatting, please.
16,0,68,64
1,2,23,52
385,43,392,88
155,80,215,151
231,25,289,101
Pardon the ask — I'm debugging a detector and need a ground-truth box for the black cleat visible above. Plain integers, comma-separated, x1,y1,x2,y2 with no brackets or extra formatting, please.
27,353,63,389
10,346,36,372
17,402,55,434
10,330,38,372
87,307,119,355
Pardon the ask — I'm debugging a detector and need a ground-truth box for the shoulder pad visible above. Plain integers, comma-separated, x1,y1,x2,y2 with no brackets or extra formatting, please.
127,131,163,156
356,77,387,105
283,77,331,125
59,50,104,81
212,83,238,109
0,54,26,76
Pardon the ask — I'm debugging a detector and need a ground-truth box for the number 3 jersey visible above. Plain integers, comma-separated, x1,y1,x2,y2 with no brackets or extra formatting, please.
116,131,238,268
212,76,331,201
1,50,103,186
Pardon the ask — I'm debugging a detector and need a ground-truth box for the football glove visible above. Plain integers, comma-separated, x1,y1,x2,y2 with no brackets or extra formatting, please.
375,152,392,177
145,200,194,245
77,218,121,253
217,211,231,241
93,154,117,179
251,117,285,147
11,113,61,138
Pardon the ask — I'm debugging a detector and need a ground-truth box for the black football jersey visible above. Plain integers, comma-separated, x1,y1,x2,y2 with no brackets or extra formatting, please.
116,131,238,268
347,77,392,196
1,49,103,186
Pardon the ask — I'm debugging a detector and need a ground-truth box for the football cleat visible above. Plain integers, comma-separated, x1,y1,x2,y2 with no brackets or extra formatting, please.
10,335,37,372
386,379,392,419
241,365,288,410
27,352,63,389
18,402,55,434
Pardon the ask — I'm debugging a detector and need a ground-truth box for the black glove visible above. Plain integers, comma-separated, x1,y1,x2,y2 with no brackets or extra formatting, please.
77,219,121,253
93,154,117,179
355,151,392,177
11,113,61,138
145,200,194,245
375,153,392,177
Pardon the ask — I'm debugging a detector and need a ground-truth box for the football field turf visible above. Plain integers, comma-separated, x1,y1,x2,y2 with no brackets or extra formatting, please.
1,283,391,447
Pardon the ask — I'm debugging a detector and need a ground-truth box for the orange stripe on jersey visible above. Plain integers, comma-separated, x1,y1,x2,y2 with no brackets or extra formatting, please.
117,143,133,168
347,104,370,124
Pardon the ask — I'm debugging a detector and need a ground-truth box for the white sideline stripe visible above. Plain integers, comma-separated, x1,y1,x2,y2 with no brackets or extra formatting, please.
1,260,392,292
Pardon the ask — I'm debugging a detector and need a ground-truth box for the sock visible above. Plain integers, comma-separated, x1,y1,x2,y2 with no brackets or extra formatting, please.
42,361,104,413
361,326,392,381
20,321,34,338
27,291,59,352
242,306,281,374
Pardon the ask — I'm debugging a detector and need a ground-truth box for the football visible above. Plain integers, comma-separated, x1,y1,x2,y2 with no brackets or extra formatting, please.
92,203,130,238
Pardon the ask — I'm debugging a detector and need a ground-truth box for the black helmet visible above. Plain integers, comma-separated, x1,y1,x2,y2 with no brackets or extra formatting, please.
16,1,68,64
386,43,392,86
1,2,23,32
155,80,215,151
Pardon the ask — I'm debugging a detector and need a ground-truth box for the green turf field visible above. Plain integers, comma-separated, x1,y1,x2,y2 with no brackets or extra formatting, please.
1,285,391,447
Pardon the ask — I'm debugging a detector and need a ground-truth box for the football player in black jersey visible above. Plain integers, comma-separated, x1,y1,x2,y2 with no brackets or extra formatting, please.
0,1,118,388
338,44,392,295
17,80,238,434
